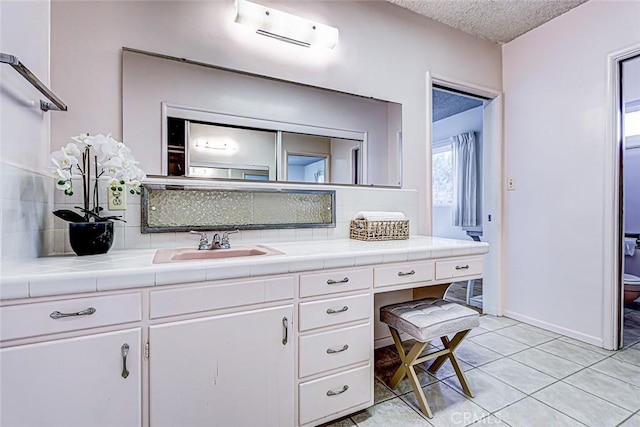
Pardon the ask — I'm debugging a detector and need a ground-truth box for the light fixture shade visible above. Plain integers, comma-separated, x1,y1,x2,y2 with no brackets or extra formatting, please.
235,0,339,49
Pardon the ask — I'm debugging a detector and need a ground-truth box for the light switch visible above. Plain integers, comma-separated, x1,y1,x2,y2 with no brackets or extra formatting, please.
107,187,127,211
507,177,515,191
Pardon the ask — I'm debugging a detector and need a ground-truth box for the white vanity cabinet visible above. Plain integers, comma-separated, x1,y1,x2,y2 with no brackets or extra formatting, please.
147,277,296,427
0,294,143,427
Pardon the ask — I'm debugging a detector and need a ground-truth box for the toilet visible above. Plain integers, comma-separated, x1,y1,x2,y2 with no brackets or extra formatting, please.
624,237,640,305
624,273,640,305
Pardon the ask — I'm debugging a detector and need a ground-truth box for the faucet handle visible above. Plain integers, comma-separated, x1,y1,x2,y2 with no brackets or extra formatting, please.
190,230,208,240
220,230,239,248
189,230,209,248
222,229,239,239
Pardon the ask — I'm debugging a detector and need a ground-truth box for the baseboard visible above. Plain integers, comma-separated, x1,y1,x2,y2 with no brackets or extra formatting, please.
503,310,605,348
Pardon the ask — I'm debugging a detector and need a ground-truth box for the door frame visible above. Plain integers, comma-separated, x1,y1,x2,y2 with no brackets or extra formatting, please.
425,72,504,316
604,44,640,350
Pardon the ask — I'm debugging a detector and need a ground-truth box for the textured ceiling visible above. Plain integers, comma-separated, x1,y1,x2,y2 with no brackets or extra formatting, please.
386,0,588,44
433,88,483,122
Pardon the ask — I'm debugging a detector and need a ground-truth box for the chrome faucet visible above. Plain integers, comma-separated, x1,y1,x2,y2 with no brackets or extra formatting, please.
190,230,238,250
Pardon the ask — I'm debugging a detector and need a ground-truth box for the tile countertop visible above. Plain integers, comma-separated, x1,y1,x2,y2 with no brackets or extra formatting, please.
0,236,489,300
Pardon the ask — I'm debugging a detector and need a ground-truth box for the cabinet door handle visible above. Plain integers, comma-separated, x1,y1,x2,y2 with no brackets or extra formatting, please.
326,306,349,314
326,385,349,396
121,343,130,379
455,265,470,270
327,277,349,285
397,270,416,277
282,317,289,345
50,307,96,319
326,344,349,354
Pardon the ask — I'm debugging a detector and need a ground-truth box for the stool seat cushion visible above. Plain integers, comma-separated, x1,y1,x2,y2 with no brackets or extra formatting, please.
380,298,479,342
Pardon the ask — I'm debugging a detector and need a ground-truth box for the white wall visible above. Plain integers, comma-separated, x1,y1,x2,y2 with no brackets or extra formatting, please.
432,106,483,240
50,0,502,235
331,138,359,184
0,0,54,261
502,0,640,346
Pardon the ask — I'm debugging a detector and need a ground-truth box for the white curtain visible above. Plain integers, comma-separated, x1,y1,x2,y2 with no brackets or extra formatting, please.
451,131,479,227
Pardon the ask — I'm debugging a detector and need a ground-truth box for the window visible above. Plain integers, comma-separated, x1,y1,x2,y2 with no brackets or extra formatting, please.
625,110,640,137
432,143,453,205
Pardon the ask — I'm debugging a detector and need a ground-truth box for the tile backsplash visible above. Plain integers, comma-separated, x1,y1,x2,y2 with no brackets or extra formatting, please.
0,162,55,262
50,178,418,254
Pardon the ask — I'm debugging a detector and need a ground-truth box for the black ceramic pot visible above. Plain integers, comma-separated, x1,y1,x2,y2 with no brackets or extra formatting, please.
69,221,114,256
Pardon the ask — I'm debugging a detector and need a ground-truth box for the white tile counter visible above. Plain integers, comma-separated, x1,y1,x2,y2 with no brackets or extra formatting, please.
0,236,488,300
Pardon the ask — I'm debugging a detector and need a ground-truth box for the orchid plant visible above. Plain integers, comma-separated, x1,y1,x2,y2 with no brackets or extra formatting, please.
51,133,146,222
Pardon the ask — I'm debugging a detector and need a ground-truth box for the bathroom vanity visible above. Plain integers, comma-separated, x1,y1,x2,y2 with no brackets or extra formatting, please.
0,236,487,427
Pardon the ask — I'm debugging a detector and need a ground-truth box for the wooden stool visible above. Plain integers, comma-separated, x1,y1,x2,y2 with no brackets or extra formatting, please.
380,298,480,418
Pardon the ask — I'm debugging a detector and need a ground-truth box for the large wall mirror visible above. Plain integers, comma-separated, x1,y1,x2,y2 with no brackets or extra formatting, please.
123,48,403,187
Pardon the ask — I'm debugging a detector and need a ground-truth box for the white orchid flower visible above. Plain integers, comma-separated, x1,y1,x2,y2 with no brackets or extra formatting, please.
56,180,71,191
53,168,72,191
71,133,91,149
51,149,79,169
63,142,81,158
106,177,120,189
52,167,71,181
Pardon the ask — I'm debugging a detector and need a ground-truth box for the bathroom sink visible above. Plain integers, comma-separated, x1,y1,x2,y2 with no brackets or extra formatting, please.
153,245,283,264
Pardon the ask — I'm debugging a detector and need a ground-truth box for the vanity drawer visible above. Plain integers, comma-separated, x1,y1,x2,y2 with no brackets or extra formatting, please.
299,364,371,426
374,261,434,288
299,294,371,332
150,276,294,319
299,323,371,378
299,268,372,298
435,257,484,280
0,293,142,341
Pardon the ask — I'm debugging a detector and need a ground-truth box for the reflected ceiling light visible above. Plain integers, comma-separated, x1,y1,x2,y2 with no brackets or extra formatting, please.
234,0,339,49
195,139,237,152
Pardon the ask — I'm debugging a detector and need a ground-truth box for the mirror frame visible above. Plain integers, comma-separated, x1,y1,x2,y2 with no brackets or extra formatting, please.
162,103,368,185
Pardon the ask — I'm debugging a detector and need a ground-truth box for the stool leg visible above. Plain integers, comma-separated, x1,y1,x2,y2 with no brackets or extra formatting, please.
427,330,470,374
388,328,408,388
387,327,433,418
428,330,474,398
407,364,433,418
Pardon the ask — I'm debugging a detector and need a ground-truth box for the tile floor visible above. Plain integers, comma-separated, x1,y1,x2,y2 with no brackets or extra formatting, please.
323,311,640,427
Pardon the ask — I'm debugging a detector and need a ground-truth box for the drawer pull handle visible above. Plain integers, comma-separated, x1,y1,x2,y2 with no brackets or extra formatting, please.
326,306,349,314
327,277,349,285
282,317,289,345
455,265,470,270
326,344,349,354
121,343,130,379
326,385,349,396
397,270,416,277
50,307,96,319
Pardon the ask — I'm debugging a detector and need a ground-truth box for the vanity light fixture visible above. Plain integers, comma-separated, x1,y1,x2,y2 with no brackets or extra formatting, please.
234,0,339,49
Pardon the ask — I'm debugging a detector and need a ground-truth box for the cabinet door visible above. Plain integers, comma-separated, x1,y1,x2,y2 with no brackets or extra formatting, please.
149,305,294,427
0,328,141,427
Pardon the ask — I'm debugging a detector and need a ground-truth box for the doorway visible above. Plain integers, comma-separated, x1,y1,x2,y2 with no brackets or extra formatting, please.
431,86,486,309
427,75,503,316
619,54,640,348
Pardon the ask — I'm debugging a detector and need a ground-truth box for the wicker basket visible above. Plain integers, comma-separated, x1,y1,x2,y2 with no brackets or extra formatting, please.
349,219,409,241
